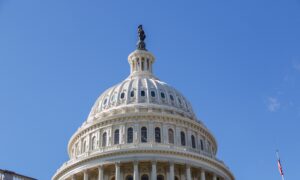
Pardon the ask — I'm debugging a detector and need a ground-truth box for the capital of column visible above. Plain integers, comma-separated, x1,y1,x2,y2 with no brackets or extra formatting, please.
115,162,121,167
71,175,76,180
200,169,206,180
98,165,104,180
115,162,121,180
83,170,89,180
186,165,191,180
169,162,175,180
133,161,139,180
213,174,217,180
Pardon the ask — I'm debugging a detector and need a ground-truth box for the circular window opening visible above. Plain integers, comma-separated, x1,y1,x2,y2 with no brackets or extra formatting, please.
103,98,108,105
170,95,174,101
178,98,182,104
120,92,125,99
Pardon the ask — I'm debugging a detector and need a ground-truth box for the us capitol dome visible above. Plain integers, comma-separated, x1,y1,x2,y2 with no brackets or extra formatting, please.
52,25,235,180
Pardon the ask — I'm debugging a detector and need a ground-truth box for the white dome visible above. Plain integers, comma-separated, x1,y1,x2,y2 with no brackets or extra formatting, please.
87,76,196,122
86,50,196,123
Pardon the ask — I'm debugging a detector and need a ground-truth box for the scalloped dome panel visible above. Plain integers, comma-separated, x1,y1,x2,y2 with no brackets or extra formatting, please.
87,76,196,121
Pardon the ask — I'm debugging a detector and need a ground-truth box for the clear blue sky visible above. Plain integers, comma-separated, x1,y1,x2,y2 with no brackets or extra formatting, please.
0,1,299,179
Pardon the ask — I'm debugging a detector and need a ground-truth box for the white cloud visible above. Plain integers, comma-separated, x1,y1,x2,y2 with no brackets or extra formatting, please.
267,97,280,112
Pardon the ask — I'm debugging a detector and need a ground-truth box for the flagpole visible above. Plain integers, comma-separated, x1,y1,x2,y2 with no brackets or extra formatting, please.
276,150,285,180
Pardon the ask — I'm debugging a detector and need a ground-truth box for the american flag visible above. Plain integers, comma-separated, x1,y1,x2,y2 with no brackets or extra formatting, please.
276,150,285,180
277,159,284,176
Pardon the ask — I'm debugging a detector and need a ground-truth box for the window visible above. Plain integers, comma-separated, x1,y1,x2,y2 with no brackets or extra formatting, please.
127,127,133,143
147,59,150,70
168,129,174,144
91,136,96,150
155,127,161,143
130,91,134,97
141,60,145,71
151,91,156,97
121,92,125,99
141,90,145,97
200,139,204,150
175,177,179,180
114,129,120,144
157,175,164,180
103,98,108,105
178,98,182,104
181,131,186,146
141,127,147,143
161,92,165,99
102,132,107,147
141,175,149,180
191,135,196,148
170,95,174,101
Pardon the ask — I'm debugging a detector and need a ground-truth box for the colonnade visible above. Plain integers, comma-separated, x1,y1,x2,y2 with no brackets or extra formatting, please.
69,161,224,180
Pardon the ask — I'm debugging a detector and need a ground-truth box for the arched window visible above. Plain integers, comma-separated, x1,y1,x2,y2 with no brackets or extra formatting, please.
141,90,146,97
141,127,147,143
147,59,150,70
91,136,96,150
168,129,174,144
200,139,204,150
127,127,133,143
180,131,186,146
126,175,133,180
170,94,174,101
191,135,196,148
155,127,161,143
114,129,120,145
157,175,164,180
141,59,145,71
161,92,165,99
151,91,156,97
120,92,125,99
141,175,149,180
102,132,107,147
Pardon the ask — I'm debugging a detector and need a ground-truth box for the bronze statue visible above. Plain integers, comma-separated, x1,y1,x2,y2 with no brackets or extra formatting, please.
137,25,146,50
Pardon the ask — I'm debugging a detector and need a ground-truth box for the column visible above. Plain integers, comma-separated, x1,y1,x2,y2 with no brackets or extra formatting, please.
213,174,217,180
134,161,139,180
84,170,89,180
116,162,121,180
186,165,191,180
169,162,174,180
200,169,205,180
98,165,104,180
71,175,76,180
151,161,157,180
